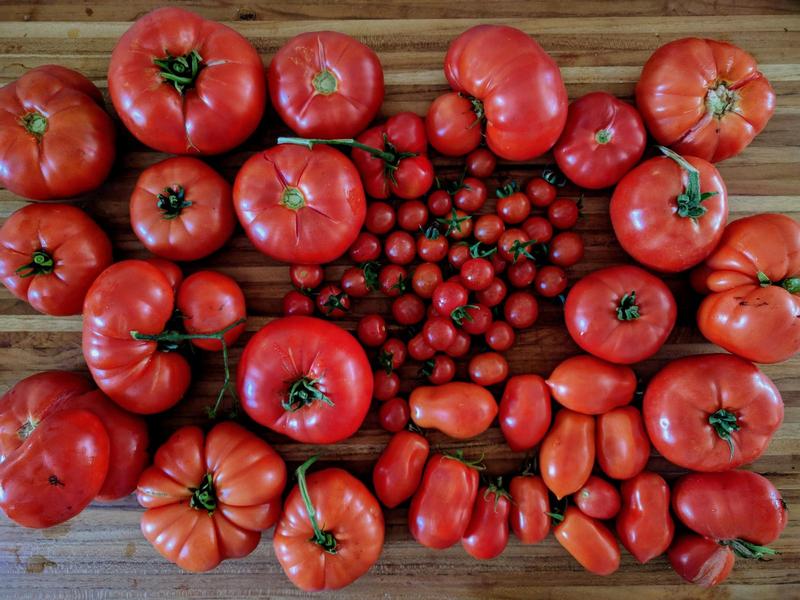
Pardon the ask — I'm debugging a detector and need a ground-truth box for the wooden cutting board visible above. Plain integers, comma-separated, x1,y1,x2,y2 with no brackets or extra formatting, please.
0,1,798,598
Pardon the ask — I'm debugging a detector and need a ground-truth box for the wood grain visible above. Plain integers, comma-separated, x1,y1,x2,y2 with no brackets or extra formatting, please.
0,1,798,598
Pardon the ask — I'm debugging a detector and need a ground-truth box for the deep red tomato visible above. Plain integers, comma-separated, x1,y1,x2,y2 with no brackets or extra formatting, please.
696,213,800,364
540,409,595,499
137,422,286,572
365,201,396,234
275,457,384,591
498,228,533,263
616,471,674,564
412,263,443,299
176,270,246,351
410,382,497,439
466,148,496,178
341,265,374,298
237,316,372,444
552,507,620,576
373,369,401,402
384,231,415,265
565,265,677,364
485,320,515,351
0,65,115,200
145,257,183,292
392,293,426,325
547,354,635,415
461,304,493,335
357,314,388,347
235,144,366,264
522,216,554,244
439,208,473,240
636,37,775,162
397,200,429,231
268,31,383,138
408,333,436,361
461,481,511,559
554,92,646,189
573,476,621,520
668,533,735,588
525,177,556,208
373,430,429,508
509,474,550,544
422,354,456,385
611,148,728,272
109,8,265,155
283,290,315,316
379,338,407,372
379,264,408,297
547,198,579,230
499,375,552,452
416,230,449,263
507,260,537,289
474,214,506,245
426,92,483,156
468,352,509,386
378,397,411,433
644,354,783,472
454,177,487,212
461,257,494,291
0,203,112,316
316,284,350,318
409,453,481,549
534,265,568,298
496,185,531,224
443,25,567,160
476,277,507,307
549,232,584,268
290,264,324,290
504,291,539,329
423,317,457,351
428,189,453,217
433,281,469,317
596,407,651,481
348,231,382,262
448,242,472,269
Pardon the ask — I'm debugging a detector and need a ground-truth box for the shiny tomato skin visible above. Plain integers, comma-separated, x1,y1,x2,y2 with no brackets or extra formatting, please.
379,264,408,297
461,485,511,559
507,260,537,289
554,92,646,189
380,338,407,371
499,375,552,452
668,533,734,588
373,430,430,508
268,31,383,139
423,317,457,351
497,192,531,225
109,8,265,155
454,178,487,213
522,216,554,244
460,258,494,291
0,203,112,316
547,354,636,415
392,293,426,325
412,263,443,299
433,281,469,316
445,329,472,358
534,265,568,298
460,304,493,336
468,352,509,386
282,290,314,316
553,507,621,576
316,284,350,318
573,476,621,520
509,475,550,544
357,314,387,347
373,370,400,402
348,232,381,263
474,214,506,245
365,201,396,235
596,407,651,481
426,92,482,156
476,277,507,307
549,232,584,268
428,189,453,217
176,271,246,351
616,471,674,564
485,320,515,351
408,333,436,361
424,354,456,385
290,264,324,290
447,243,471,269
340,266,371,298
547,198,579,230
145,258,183,292
416,232,449,263
540,409,595,499
504,291,538,329
410,382,497,439
378,397,410,433
409,454,480,549
565,265,677,364
525,178,556,208
397,200,429,231
466,148,496,178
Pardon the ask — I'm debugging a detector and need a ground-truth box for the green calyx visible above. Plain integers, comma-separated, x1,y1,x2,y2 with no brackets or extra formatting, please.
189,473,217,514
616,291,641,321
154,49,203,94
756,271,799,294
541,167,567,188
444,449,485,471
157,184,192,219
658,145,718,220
17,418,38,441
495,181,519,199
469,241,496,259
484,477,511,510
436,208,471,236
20,112,48,140
706,81,739,118
361,261,380,292
16,250,54,278
708,408,740,461
296,456,338,554
283,376,334,412
378,350,395,376
450,304,477,327
281,187,306,211
312,69,338,95
720,539,779,561
595,129,612,144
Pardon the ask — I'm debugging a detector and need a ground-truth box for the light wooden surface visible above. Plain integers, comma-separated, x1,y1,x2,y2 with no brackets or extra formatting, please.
0,1,798,598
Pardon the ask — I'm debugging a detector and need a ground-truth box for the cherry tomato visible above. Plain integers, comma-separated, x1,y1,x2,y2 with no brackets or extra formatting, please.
525,177,557,208
548,198,579,229
448,243,471,269
385,230,416,265
460,257,495,291
522,216,554,244
379,338,407,372
408,333,436,361
373,430,429,508
454,177,487,212
379,264,408,297
549,232,584,268
461,304,493,336
485,320,515,351
357,314,387,347
617,471,675,564
509,474,550,544
290,264,324,290
497,188,531,224
416,230,449,263
365,201,396,234
410,383,497,439
461,481,511,560
439,208,473,241
499,375,552,452
176,271,246,351
476,277,507,307
433,281,469,317
412,263,444,299
374,369,400,402
507,260,537,289
427,189,452,217
283,290,315,316
397,200,428,231
596,406,651,481
540,409,595,499
668,533,734,588
348,231,381,263
445,329,472,358
423,317,458,351
504,291,538,329
316,284,350,318
547,354,636,415
498,228,531,263
426,92,483,156
378,397,410,433
392,293,426,325
468,352,509,386
534,265,568,298
466,148,496,178
552,507,620,576
422,355,456,385
474,214,506,245
341,264,376,298
574,476,621,520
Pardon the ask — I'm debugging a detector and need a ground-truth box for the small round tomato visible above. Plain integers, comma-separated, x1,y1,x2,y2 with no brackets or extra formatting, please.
282,290,314,316
540,409,595,499
341,263,377,298
547,354,636,415
617,471,675,564
379,338,407,372
433,281,469,317
412,262,444,299
392,293,426,326
410,383,497,439
476,277,507,307
365,201,396,234
496,186,531,224
348,231,381,262
439,209,473,241
460,257,494,291
385,231,416,265
423,317,458,351
357,314,387,347
498,229,532,263
416,230,449,263
373,430,429,508
534,266,568,298
668,533,735,588
378,397,410,433
373,369,400,402
461,304,493,335
474,214,506,245
574,476,621,520
507,260,537,288
445,329,472,358
426,92,482,156
486,320,515,351
549,232,584,268
427,189,452,217
454,178,487,213
504,291,538,329
596,406,651,481
548,198,579,229
397,200,428,231
316,284,350,318
499,375,552,452
552,507,621,576
421,354,456,385
176,271,246,351
378,264,408,297
447,243,471,269
408,333,436,361
522,216,554,244
468,352,509,386
290,264,324,290
466,148,496,178
461,481,511,560
509,474,550,544
525,177,556,208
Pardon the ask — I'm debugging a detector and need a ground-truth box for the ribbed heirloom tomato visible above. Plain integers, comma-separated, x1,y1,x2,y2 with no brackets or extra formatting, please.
668,533,735,588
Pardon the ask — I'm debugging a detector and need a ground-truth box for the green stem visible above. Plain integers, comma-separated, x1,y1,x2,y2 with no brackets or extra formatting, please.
616,291,641,321
436,208,471,236
444,449,485,471
189,473,217,514
153,50,203,94
20,112,48,140
312,69,338,95
495,181,519,198
595,129,612,144
484,477,511,510
781,277,800,294
278,136,397,164
720,539,779,560
469,241,496,258
708,408,740,461
450,304,477,327
706,82,738,118
157,184,192,220
658,145,718,219
282,376,334,412
16,250,54,278
295,456,338,554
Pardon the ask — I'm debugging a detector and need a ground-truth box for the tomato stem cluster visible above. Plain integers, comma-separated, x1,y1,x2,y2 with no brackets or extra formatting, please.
708,408,741,460
295,456,338,554
16,250,54,278
658,146,718,219
154,49,203,94
20,111,48,140
720,538,779,561
189,473,217,514
284,376,334,412
616,291,641,321
757,271,800,294
157,184,192,220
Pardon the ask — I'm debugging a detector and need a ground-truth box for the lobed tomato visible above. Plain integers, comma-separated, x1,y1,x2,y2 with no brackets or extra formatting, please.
176,271,246,351
410,382,497,439
426,92,483,156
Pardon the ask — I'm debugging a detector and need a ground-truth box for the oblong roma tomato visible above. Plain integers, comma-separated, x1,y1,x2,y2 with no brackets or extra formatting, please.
234,144,366,264
274,457,384,591
668,533,735,588
499,375,552,452
509,474,550,544
553,507,620,576
109,7,265,155
138,422,286,572
461,481,511,560
696,213,800,364
636,37,775,163
176,271,246,352
443,25,567,160
269,31,383,138
237,316,372,444
553,92,646,189
616,471,674,564
610,147,728,273
373,430,430,508
0,203,112,316
409,453,481,549
130,157,235,262
596,406,650,480
546,354,636,415
540,409,595,499
0,65,115,200
410,382,497,439
643,354,783,472
574,476,621,520
565,265,677,364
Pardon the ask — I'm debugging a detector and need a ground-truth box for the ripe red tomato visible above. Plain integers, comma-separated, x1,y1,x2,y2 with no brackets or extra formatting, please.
341,266,372,298
0,203,112,316
540,409,595,499
237,316,372,444
534,265,568,298
392,293,425,325
573,476,621,520
443,25,567,160
0,65,115,200
408,333,436,361
552,507,620,576
547,354,636,415
416,230,449,263
454,177,487,212
373,430,429,507
496,186,531,224
466,148,496,178
474,215,506,245
290,264,324,290
644,354,783,472
548,232,584,268
432,281,469,317
282,290,314,316
696,213,800,364
668,533,735,588
316,284,350,317
439,208,473,240
409,453,481,549
397,200,429,231
109,8,265,155
275,458,384,591
176,270,246,351
379,264,408,297
485,320,515,351
509,474,550,544
461,481,511,560
565,265,677,364
428,189,453,217
507,260,537,289
268,31,383,138
373,369,400,402
547,198,579,229
410,382,497,439
636,37,775,162
365,201,396,234
411,263,443,299
468,352,509,386
379,338,407,372
145,257,183,292
423,317,457,351
554,92,646,189
476,277,507,307
460,257,494,291
504,291,538,329
499,375,552,452
461,304,493,335
357,314,388,347
616,471,674,564
525,177,557,208
596,407,651,481
422,354,456,385
498,228,532,263
426,92,483,156
384,231,415,265
137,422,286,572
378,397,410,433
445,329,472,358
234,144,366,264
447,243,471,269
522,216,554,244
348,231,381,262
610,149,728,272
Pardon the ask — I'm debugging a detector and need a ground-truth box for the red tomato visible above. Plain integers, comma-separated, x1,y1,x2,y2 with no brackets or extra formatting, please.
237,316,372,444
340,265,373,298
466,148,496,178
499,375,552,452
379,338,407,372
461,481,511,559
507,260,537,289
268,31,383,138
525,177,556,208
448,243,471,269
476,277,507,307
379,397,410,433
410,382,497,439
534,265,568,298
275,457,384,591
553,507,620,575
379,264,408,297
234,144,366,264
392,293,426,325
574,476,621,520
454,177,487,212
547,354,635,415
422,354,456,385
109,8,265,154
0,66,115,200
357,314,388,347
461,304,493,336
611,149,728,272
696,213,800,363
145,257,183,292
439,208,473,240
423,317,458,351
316,284,350,318
636,37,775,162
549,232,584,268
408,333,436,361
616,471,674,564
474,214,506,245
565,265,677,364
485,320,515,351
176,271,246,351
416,230,449,263
522,216,554,244
412,263,444,299
444,25,567,160
509,475,550,544
445,329,472,358
365,201,396,234
547,198,579,230
433,281,469,317
397,200,428,231
498,228,532,263
496,185,531,224
282,290,314,316
348,231,381,262
668,533,735,588
0,203,112,316
596,407,651,481
426,92,483,156
504,291,539,329
540,409,595,499
554,92,646,189
409,453,481,549
290,264,324,290
428,189,453,217
137,423,286,572
373,430,429,507
468,352,509,386
373,370,400,402
461,257,495,291
644,354,783,472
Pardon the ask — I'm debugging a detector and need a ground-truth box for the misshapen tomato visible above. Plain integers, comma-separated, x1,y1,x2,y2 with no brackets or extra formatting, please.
546,354,636,415
616,472,674,564
509,474,550,544
373,430,429,508
540,409,594,499
668,533,735,588
596,406,651,480
410,382,497,439
553,507,620,576
499,375,552,452
461,481,511,560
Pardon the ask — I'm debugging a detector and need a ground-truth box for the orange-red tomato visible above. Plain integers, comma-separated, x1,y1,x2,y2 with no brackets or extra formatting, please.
596,406,651,481
546,354,636,415
461,482,511,559
426,92,483,156
668,533,735,588
573,476,621,520
373,430,430,508
509,474,550,544
616,471,674,564
176,271,246,352
410,382,497,439
499,375,552,452
540,409,595,499
553,507,620,576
